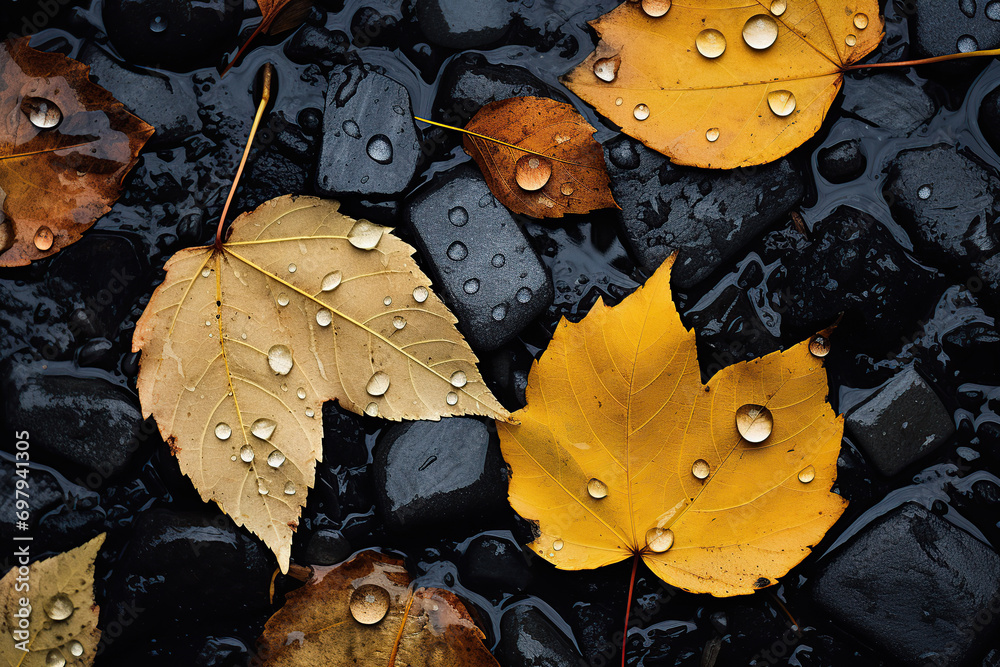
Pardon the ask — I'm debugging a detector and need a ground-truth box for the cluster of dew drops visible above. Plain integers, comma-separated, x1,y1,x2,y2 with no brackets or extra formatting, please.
591,0,870,144
540,334,831,559
40,593,86,666
18,96,64,253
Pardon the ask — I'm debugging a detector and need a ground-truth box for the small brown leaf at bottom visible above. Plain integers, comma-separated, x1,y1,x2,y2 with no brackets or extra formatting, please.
462,96,617,219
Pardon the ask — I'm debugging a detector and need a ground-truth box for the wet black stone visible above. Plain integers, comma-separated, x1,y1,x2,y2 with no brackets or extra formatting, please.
1,361,145,478
350,6,402,48
912,0,1000,62
812,502,1000,667
405,164,554,351
846,366,955,475
78,43,200,145
37,507,105,553
569,601,619,666
0,457,65,545
817,139,866,183
841,73,938,135
978,84,1000,155
303,528,352,566
284,25,352,67
461,534,532,594
104,509,273,635
77,337,117,370
298,107,323,135
316,64,420,196
499,606,586,667
885,143,1000,294
373,417,507,532
416,0,513,49
605,135,804,287
103,0,242,70
239,150,310,210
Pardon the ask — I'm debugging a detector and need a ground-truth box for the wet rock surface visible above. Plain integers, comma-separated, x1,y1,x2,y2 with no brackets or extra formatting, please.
499,605,585,667
841,72,938,135
912,0,1000,61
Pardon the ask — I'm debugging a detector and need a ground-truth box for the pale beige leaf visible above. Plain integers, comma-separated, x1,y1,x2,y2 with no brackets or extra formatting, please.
0,534,105,667
133,195,509,572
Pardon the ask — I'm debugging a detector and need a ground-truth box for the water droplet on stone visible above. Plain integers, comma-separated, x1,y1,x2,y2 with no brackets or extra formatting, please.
202,268,211,278
593,56,620,82
267,450,285,468
516,287,533,303
251,418,277,440
348,221,383,250
322,271,343,291
45,650,65,667
705,127,721,142
491,253,506,268
267,344,293,375
450,370,468,388
277,293,290,307
287,263,296,273
149,14,167,32
446,391,459,406
68,641,84,657
633,103,650,120
447,241,468,261
798,465,816,483
987,0,1000,19
492,303,508,321
692,459,710,480
413,286,429,302
240,445,255,463
366,134,393,164
917,184,933,199
845,34,857,46
641,0,671,16
587,477,608,499
350,584,390,624
33,226,54,251
284,481,296,495
23,97,62,129
769,0,786,15
45,594,74,620
343,120,361,138
365,402,379,417
464,278,480,294
853,12,869,29
296,387,306,400
553,539,564,551
215,423,232,440
767,90,796,117
645,527,674,553
809,335,831,357
560,182,575,196
515,154,553,191
316,309,332,327
367,371,390,396
958,34,979,51
743,14,779,49
696,29,727,58
736,404,773,443
392,315,406,330
448,206,468,226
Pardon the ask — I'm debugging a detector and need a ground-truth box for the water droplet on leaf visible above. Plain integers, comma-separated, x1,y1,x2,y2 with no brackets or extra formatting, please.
240,445,254,463
736,404,773,443
446,391,459,405
287,263,296,273
316,309,332,327
365,402,379,417
798,465,816,483
149,14,167,32
742,14,778,49
450,370,467,388
347,221,383,250
366,371,390,396
33,226,54,251
68,641,84,657
277,293,290,307
593,56,620,82
641,0,671,16
321,271,342,291
284,481,296,495
267,344,293,375
412,286,429,303
296,387,306,400
696,29,727,58
492,253,505,267
809,335,831,357
350,584,390,624
45,594,74,620
560,182,575,196
853,12,869,29
515,155,552,191
267,450,285,468
45,650,65,667
958,34,979,51
706,128,720,142
645,527,674,553
767,90,796,117
251,418,277,440
918,184,933,199
215,423,232,440
692,459,710,480
769,0,786,15
392,315,406,330
845,34,857,46
633,103,650,120
553,539,564,551
516,287,533,303
23,97,62,129
587,477,608,499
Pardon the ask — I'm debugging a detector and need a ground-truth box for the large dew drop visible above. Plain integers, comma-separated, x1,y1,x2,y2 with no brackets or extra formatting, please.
641,0,671,17
412,286,429,303
553,539,564,551
767,90,796,117
392,315,406,330
515,155,552,191
696,29,727,58
45,594,74,621
321,271,343,291
267,344,293,375
450,370,468,388
447,241,468,261
853,12,869,29
350,584,390,624
587,477,608,499
809,334,831,358
706,128,720,142
633,103,650,121
284,481,296,495
347,221,383,250
22,97,62,129
735,404,773,443
366,134,393,164
34,226,54,251
215,422,232,440
68,641,84,657
366,371,390,396
267,450,286,468
251,418,277,440
277,293,290,307
644,527,674,553
742,14,778,49
446,391,459,406
691,459,710,480
769,0,786,15
46,650,66,667
593,56,620,82
365,402,379,417
449,206,469,226
240,445,254,463
316,309,332,327
798,465,816,483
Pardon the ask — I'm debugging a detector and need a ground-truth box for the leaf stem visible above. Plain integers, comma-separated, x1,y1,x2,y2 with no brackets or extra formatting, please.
843,48,1000,70
220,22,266,77
413,115,596,169
214,63,274,250
621,552,639,667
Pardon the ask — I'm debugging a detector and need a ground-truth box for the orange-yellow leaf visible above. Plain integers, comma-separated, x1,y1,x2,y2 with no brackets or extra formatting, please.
133,195,508,572
256,550,500,667
562,1,883,169
462,96,617,218
497,255,847,596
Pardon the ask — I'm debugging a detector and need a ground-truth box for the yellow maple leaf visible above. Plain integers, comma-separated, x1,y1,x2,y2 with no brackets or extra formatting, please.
133,195,509,572
498,255,847,596
562,0,883,169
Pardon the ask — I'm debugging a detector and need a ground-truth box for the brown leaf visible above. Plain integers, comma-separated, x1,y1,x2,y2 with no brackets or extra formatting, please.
257,0,313,34
256,550,500,667
462,96,617,219
0,39,154,266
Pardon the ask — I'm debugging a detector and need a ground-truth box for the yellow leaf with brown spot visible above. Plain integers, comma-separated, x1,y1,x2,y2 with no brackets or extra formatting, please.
562,1,883,168
498,255,847,596
133,195,508,572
